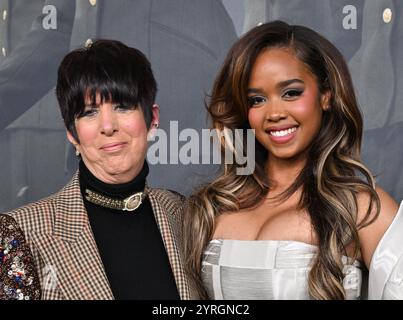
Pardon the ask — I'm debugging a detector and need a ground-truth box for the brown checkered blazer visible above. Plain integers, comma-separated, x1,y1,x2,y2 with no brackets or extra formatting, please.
5,172,193,300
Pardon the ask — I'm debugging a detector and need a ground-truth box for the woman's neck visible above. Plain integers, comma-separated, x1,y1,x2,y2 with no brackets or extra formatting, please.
266,155,307,194
79,160,148,199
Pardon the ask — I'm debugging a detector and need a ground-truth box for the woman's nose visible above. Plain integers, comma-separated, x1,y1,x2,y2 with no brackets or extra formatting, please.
265,100,287,122
100,108,118,136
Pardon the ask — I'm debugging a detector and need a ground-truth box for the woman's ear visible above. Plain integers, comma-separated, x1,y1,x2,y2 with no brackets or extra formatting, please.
66,130,80,156
67,130,81,157
147,104,160,139
66,130,77,145
321,91,331,111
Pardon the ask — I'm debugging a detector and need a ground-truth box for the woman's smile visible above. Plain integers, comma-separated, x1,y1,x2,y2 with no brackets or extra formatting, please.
100,141,128,153
265,125,299,144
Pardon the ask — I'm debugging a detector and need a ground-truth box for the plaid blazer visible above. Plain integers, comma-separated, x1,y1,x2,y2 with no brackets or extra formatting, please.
6,172,193,300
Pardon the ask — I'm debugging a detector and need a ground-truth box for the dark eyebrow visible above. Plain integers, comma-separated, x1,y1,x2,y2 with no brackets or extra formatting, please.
246,88,263,95
277,79,304,89
247,79,304,95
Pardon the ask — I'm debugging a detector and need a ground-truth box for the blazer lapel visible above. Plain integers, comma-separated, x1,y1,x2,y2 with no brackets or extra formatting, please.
148,189,191,300
31,173,113,300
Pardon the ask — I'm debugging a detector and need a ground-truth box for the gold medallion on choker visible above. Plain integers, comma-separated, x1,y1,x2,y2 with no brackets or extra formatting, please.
84,183,148,212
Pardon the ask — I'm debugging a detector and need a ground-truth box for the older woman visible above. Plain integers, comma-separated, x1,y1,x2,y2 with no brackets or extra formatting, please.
2,40,192,300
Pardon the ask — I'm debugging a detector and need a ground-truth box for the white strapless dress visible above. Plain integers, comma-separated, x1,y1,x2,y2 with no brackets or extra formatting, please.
202,239,362,300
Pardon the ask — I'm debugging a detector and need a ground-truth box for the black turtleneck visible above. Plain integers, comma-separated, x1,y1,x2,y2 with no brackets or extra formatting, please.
79,160,180,300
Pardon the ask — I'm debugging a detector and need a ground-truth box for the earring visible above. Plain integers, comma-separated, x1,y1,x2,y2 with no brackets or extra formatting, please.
75,149,80,157
154,123,159,128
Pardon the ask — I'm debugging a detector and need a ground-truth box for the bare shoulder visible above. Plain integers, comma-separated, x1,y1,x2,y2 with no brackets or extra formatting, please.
357,186,399,268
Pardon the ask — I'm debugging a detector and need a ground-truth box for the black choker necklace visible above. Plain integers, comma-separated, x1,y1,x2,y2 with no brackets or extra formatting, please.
84,183,149,212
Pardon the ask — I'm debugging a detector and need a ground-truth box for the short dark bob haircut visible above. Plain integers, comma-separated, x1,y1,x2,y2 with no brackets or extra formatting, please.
56,39,157,141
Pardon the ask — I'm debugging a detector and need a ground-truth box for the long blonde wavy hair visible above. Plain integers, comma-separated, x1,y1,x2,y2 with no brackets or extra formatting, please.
183,21,380,300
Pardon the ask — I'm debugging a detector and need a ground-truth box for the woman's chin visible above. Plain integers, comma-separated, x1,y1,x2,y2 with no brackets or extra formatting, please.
267,147,306,162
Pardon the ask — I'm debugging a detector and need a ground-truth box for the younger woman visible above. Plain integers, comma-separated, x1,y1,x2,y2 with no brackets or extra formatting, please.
183,21,401,300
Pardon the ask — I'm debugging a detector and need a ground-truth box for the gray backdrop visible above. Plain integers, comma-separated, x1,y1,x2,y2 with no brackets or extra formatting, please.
0,0,402,212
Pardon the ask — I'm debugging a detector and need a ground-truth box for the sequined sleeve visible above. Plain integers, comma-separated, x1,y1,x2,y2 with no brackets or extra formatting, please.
0,214,41,300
